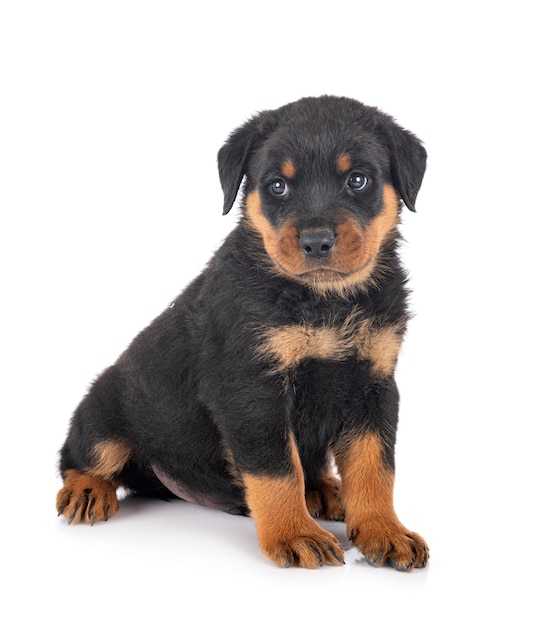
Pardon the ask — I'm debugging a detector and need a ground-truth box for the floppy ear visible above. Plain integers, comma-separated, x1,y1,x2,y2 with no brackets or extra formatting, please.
375,113,427,212
217,111,275,215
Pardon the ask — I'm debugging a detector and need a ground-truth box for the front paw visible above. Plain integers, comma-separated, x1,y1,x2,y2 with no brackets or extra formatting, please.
348,519,429,571
259,522,345,568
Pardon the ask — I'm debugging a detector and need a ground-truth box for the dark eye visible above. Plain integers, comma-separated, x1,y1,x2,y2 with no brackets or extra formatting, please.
269,178,288,197
347,172,370,191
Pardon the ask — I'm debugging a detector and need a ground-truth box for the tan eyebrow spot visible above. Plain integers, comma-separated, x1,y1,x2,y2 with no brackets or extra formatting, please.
337,153,352,174
281,159,296,179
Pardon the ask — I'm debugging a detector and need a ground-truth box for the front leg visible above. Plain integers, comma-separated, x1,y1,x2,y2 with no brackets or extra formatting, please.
243,435,344,568
334,380,429,571
204,354,344,569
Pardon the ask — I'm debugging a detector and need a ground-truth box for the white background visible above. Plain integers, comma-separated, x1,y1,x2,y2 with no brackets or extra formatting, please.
1,1,551,623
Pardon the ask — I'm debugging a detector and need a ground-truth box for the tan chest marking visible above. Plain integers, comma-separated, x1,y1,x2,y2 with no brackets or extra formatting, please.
354,318,406,377
259,315,406,377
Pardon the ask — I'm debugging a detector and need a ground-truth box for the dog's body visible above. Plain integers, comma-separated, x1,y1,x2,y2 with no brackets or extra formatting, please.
57,96,429,570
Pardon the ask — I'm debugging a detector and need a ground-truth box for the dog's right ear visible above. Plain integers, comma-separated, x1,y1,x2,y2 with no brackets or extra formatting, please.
217,111,275,215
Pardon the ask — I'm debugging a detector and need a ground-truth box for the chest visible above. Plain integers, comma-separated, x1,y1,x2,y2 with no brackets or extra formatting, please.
257,311,406,379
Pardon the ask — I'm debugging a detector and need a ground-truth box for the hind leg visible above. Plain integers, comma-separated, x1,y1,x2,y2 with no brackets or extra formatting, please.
305,462,345,521
56,365,136,524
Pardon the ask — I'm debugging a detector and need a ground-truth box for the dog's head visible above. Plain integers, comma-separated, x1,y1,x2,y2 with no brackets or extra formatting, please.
218,96,426,295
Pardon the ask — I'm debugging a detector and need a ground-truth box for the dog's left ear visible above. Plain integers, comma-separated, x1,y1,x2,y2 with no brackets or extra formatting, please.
218,110,276,215
375,113,427,212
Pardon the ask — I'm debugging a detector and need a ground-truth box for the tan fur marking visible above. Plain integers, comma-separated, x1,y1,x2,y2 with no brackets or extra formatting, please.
281,159,296,179
274,220,304,274
244,184,400,298
259,313,404,376
337,153,352,174
305,467,344,521
335,433,429,570
245,188,271,241
336,433,395,520
245,190,304,275
91,440,132,479
260,324,348,371
243,436,344,568
367,326,404,377
56,469,119,524
307,184,400,297
332,185,399,286
363,184,401,255
333,220,365,268
355,318,406,377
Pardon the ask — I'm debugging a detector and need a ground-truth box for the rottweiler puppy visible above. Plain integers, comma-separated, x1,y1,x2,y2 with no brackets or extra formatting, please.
56,95,429,570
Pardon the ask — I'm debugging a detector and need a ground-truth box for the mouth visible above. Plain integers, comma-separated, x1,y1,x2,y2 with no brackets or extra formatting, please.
296,255,377,287
297,268,348,282
268,254,379,296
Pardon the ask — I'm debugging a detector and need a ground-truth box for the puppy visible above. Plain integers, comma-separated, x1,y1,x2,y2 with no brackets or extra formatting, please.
56,95,429,570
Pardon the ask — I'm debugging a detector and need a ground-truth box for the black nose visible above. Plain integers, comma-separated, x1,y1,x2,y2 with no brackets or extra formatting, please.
299,230,336,259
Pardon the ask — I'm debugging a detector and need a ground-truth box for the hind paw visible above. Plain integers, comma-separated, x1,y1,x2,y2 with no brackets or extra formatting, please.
306,475,344,521
56,470,119,525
